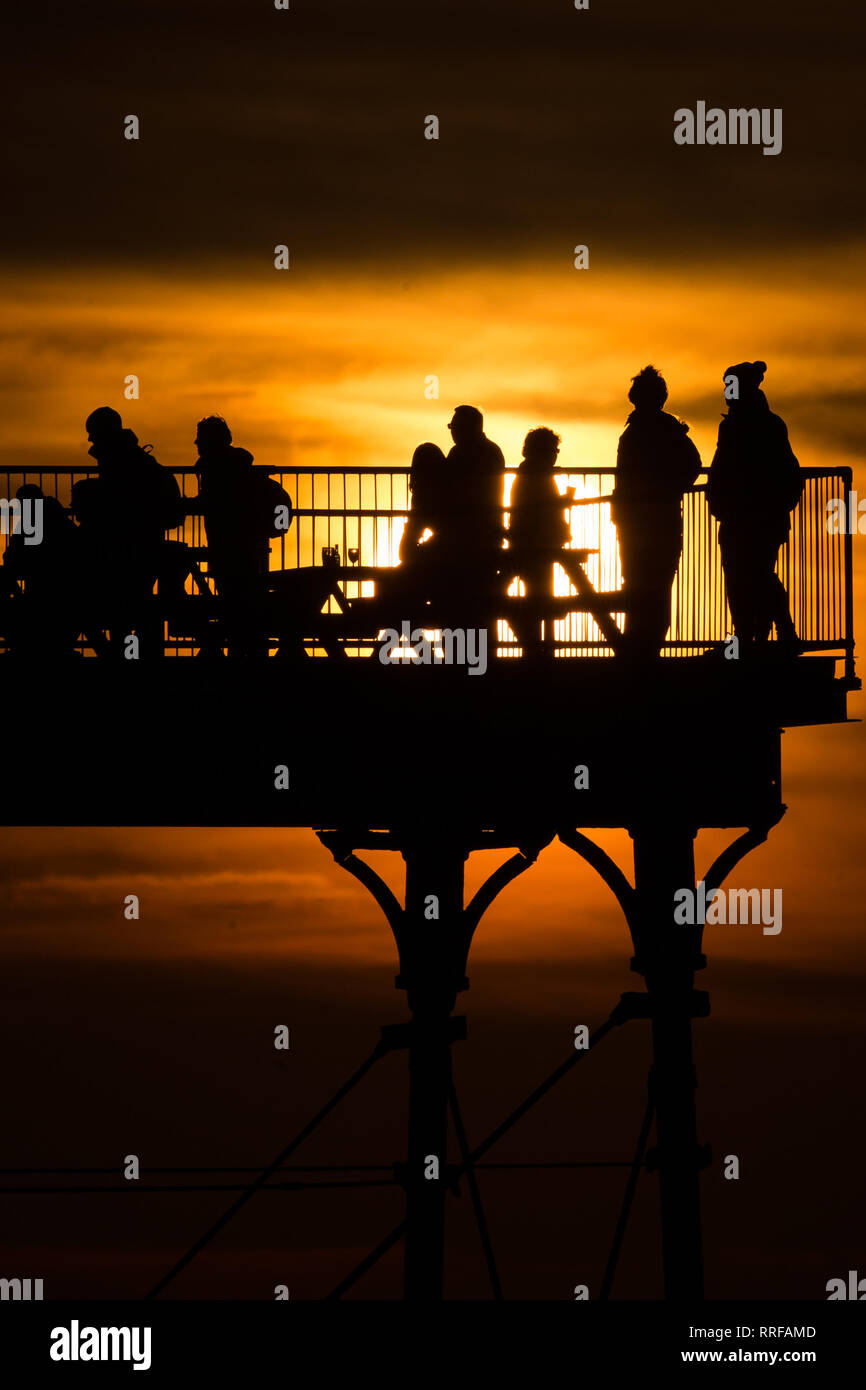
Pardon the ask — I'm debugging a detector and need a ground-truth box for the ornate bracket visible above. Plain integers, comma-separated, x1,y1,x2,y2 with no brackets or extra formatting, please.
700,804,787,897
557,826,637,932
316,831,404,937
317,829,550,991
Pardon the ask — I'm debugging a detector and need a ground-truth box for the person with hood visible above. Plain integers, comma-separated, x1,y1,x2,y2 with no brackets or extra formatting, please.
72,406,183,657
186,415,272,657
611,366,702,658
707,360,803,652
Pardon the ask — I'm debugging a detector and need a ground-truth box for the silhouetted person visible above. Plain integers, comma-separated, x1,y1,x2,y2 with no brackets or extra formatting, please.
2,484,79,657
612,366,701,659
425,405,505,651
447,405,506,649
73,407,183,657
396,442,450,613
186,415,272,658
399,442,447,559
707,361,803,652
506,428,574,654
444,405,505,572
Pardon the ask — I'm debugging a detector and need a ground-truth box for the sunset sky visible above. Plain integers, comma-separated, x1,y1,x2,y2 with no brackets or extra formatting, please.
1,0,865,1298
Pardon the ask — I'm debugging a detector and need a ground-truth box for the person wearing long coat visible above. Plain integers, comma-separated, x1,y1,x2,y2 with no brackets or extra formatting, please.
707,360,803,650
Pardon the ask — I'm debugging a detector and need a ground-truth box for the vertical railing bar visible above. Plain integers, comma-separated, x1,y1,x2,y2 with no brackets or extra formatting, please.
818,475,824,643
842,467,855,679
0,466,849,664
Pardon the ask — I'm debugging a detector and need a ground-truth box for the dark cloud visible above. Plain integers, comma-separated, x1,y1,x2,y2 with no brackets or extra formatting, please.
2,0,865,1304
4,0,864,268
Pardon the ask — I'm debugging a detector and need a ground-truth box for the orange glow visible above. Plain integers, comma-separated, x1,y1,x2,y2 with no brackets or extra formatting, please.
1,249,865,974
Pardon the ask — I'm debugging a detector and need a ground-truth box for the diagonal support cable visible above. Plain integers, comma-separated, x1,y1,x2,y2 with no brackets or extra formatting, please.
326,1222,406,1301
463,1012,622,1168
327,1001,629,1298
145,1041,386,1300
0,1180,397,1195
448,1078,502,1300
598,1097,655,1301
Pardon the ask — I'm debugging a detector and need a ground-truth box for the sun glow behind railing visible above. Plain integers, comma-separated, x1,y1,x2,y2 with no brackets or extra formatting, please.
0,463,853,672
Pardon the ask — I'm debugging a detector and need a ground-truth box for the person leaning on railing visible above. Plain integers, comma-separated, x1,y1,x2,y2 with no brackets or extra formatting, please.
706,360,803,655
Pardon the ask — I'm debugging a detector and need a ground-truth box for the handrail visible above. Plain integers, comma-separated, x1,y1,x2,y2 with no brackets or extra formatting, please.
0,463,854,669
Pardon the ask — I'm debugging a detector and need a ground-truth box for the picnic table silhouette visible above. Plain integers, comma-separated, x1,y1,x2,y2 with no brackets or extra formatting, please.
2,539,629,659
330,547,626,655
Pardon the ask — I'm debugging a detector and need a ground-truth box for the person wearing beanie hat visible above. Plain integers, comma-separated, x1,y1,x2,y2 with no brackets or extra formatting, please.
706,361,803,652
611,365,702,659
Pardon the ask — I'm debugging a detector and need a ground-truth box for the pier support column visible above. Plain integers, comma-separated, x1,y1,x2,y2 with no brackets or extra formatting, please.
319,828,539,1301
399,839,466,1302
631,823,706,1301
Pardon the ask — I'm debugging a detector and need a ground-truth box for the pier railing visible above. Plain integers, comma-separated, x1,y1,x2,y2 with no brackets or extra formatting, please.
0,463,854,676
